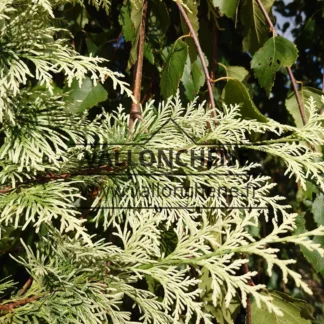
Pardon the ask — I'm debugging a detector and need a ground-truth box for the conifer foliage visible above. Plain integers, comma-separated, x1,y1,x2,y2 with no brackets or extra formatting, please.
1,0,324,323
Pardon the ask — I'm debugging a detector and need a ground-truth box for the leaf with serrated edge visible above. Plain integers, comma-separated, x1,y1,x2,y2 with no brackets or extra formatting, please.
251,36,298,97
226,66,249,82
286,87,323,128
240,0,275,53
180,0,199,62
213,0,238,18
181,56,205,101
295,211,324,276
222,79,267,122
119,0,145,70
251,291,313,324
160,40,188,99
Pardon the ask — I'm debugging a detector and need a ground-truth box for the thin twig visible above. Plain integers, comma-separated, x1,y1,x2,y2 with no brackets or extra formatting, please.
255,0,307,125
0,295,40,311
0,163,129,194
176,2,216,116
287,67,307,125
18,277,33,296
255,0,276,34
129,0,148,130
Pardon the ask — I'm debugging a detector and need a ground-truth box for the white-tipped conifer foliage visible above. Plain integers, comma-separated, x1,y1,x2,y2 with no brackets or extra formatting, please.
0,0,324,323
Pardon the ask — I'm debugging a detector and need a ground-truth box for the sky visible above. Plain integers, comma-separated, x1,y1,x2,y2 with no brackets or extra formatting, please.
274,0,305,41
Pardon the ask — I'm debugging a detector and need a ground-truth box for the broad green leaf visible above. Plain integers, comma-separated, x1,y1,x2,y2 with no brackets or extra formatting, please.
306,193,324,275
181,56,205,101
118,2,135,42
295,209,324,276
240,0,275,53
65,77,108,113
251,291,313,324
226,66,252,94
119,0,145,70
213,0,238,18
180,0,199,61
222,79,267,122
129,0,145,70
226,66,249,82
286,87,324,128
160,40,188,99
302,236,324,276
251,36,298,97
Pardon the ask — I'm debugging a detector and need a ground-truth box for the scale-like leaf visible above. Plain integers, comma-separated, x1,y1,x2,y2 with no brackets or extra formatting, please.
160,40,188,99
65,77,108,113
222,79,267,122
251,36,298,97
240,0,275,53
213,0,238,18
251,291,313,324
286,87,323,128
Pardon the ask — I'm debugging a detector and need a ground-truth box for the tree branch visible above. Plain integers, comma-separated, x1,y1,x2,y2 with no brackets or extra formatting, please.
176,2,216,117
255,0,307,125
18,277,33,296
0,295,40,311
129,0,148,131
0,163,129,194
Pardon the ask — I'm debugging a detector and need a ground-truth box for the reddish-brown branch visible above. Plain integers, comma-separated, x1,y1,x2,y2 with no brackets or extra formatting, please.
0,295,40,311
0,186,11,194
0,163,129,194
287,67,307,125
255,0,307,125
18,277,33,296
129,0,148,130
255,0,276,34
176,2,216,116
